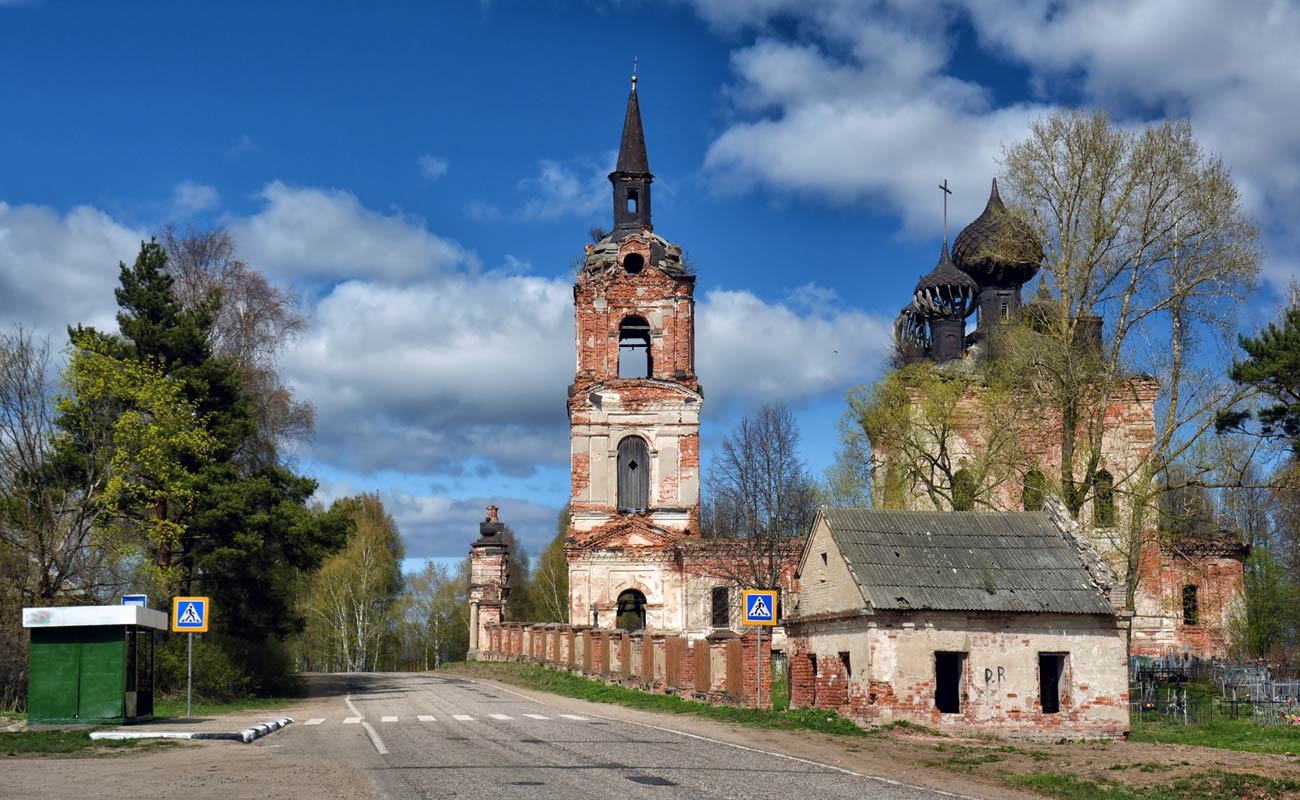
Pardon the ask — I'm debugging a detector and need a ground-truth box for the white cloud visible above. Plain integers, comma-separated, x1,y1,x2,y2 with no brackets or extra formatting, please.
0,201,142,340
470,155,613,223
172,181,219,213
689,0,1300,257
229,182,470,283
417,154,449,180
698,287,891,411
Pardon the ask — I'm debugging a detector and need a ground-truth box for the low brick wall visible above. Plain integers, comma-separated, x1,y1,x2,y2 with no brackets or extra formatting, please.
478,622,774,709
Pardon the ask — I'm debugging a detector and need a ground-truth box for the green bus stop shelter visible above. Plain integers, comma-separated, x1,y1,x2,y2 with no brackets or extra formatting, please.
22,605,168,725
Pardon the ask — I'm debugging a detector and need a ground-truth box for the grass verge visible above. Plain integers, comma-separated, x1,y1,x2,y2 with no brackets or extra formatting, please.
1008,769,1300,800
153,694,297,718
0,729,176,758
1130,717,1300,755
440,661,868,737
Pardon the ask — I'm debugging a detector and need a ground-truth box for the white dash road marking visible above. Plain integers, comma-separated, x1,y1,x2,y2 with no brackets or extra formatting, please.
381,716,398,722
417,715,436,722
523,714,550,720
558,714,589,721
452,714,475,722
346,691,389,755
489,714,513,720
304,718,325,726
342,717,361,724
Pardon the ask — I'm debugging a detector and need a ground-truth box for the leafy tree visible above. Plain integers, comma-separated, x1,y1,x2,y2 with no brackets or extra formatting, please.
1218,296,1300,453
158,225,313,466
60,240,346,692
530,507,570,623
302,494,404,672
501,525,533,622
397,559,470,669
702,403,816,589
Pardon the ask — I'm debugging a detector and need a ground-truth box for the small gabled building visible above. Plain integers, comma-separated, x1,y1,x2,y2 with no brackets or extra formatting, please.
787,498,1129,739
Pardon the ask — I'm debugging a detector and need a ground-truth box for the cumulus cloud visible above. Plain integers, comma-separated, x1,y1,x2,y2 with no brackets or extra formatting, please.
471,155,612,222
229,182,470,284
698,287,890,412
417,154,449,180
0,201,142,340
172,181,219,213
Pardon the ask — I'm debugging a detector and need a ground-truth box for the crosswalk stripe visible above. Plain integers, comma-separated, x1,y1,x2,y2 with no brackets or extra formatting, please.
523,713,549,720
343,717,361,724
304,718,325,726
558,714,589,721
381,716,398,722
452,714,475,721
489,714,513,720
417,715,436,722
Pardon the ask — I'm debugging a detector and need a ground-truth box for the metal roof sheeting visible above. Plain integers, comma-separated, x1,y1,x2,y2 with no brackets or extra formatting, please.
821,508,1115,616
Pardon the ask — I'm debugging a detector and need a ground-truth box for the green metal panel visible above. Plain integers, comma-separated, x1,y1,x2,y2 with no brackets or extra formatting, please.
77,626,125,721
28,628,80,723
27,626,126,724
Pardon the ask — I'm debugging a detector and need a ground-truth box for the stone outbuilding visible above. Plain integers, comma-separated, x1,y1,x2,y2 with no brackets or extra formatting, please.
787,498,1129,739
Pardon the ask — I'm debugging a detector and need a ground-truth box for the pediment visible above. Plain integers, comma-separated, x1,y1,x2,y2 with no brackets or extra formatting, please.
574,516,680,550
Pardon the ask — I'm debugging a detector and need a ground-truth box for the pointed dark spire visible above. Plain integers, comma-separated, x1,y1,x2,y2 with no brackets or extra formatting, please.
616,75,650,175
609,73,654,235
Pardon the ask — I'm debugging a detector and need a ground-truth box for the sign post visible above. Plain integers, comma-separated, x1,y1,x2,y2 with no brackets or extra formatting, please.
171,596,210,717
742,589,778,709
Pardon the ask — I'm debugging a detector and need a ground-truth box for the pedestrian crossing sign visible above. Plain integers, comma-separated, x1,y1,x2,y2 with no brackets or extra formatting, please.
742,589,778,626
171,596,209,633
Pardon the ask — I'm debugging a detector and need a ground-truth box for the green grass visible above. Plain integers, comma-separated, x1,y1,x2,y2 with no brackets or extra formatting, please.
153,694,297,718
0,729,176,757
1130,717,1300,755
440,661,868,737
1008,770,1300,800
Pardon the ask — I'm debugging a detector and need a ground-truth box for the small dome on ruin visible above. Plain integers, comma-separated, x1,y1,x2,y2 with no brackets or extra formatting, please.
952,179,1042,289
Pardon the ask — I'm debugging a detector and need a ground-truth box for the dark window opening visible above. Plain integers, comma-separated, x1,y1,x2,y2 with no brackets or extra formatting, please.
618,315,652,378
711,587,730,628
952,469,976,511
1183,585,1199,626
622,252,645,275
838,651,852,677
617,436,650,511
627,189,638,214
1040,653,1066,714
1095,470,1115,527
616,589,647,632
820,551,828,565
809,654,818,705
935,652,965,713
1023,468,1046,512
999,302,1010,319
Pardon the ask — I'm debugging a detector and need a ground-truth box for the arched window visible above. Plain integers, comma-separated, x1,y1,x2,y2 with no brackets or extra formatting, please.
618,315,652,378
1094,470,1115,527
711,587,730,628
617,435,650,511
616,589,647,632
952,468,976,511
1182,584,1199,626
1023,468,1046,512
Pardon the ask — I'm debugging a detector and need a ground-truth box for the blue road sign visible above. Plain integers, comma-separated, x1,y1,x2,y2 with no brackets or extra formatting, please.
121,594,147,607
172,596,209,633
742,589,778,626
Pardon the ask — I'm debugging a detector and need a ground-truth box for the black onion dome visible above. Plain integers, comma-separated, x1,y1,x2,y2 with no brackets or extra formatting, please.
893,302,930,360
914,241,979,319
952,178,1042,288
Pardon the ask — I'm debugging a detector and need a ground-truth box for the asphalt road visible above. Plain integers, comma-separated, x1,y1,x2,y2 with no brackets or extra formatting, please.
284,672,977,800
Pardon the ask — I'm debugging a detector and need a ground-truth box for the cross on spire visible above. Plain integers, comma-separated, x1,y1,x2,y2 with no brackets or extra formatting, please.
939,179,952,244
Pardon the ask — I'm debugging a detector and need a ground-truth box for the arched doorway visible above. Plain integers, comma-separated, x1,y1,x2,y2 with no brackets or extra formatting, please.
616,589,647,632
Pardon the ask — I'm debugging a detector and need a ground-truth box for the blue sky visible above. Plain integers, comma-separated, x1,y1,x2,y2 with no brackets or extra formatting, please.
3,1,1298,567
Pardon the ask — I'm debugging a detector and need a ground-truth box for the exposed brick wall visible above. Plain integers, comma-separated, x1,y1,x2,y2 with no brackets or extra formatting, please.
784,611,1129,741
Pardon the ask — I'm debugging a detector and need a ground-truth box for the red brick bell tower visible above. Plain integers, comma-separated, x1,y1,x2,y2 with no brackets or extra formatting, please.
565,76,703,630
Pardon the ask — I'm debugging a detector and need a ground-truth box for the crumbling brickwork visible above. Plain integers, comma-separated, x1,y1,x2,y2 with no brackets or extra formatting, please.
874,376,1247,659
